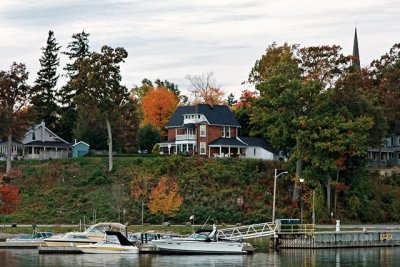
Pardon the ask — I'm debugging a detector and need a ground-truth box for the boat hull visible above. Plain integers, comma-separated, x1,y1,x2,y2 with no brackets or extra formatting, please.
44,240,98,247
152,240,252,254
77,244,139,254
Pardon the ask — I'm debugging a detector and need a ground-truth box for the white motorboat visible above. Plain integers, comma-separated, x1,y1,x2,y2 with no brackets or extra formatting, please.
152,225,254,254
77,231,139,254
6,231,55,243
44,222,127,247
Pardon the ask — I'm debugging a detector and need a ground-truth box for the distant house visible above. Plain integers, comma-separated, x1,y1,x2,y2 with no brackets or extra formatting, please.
368,134,400,167
22,121,71,160
159,104,279,160
71,141,90,158
0,140,24,160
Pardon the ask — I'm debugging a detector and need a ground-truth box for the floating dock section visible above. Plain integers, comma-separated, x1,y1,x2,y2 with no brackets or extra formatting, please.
276,231,400,249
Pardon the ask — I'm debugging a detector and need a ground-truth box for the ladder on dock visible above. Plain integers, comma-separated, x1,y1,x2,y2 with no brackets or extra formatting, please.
217,222,277,240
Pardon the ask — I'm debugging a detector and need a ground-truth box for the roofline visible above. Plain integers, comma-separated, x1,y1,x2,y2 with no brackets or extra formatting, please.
167,124,240,129
72,141,90,147
24,124,69,144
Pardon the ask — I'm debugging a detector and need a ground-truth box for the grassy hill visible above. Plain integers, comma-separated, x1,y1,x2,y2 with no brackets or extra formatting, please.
1,156,399,225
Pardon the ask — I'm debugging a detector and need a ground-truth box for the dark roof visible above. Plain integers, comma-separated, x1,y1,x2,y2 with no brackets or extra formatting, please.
239,137,279,154
167,104,240,128
209,138,248,147
24,141,71,148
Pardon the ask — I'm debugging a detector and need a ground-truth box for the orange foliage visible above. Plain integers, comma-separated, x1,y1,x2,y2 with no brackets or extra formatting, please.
141,87,179,133
0,183,22,214
147,176,183,217
234,90,258,109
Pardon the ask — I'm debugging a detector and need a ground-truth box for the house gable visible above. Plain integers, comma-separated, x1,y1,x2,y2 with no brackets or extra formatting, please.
22,121,69,145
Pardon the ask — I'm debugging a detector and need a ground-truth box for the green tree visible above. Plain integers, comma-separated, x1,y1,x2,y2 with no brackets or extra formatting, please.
226,93,237,107
57,31,91,141
74,46,129,171
31,30,61,130
137,124,161,153
250,43,381,215
0,63,33,173
368,43,400,133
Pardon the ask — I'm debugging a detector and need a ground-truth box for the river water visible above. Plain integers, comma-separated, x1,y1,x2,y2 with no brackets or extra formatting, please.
1,247,400,267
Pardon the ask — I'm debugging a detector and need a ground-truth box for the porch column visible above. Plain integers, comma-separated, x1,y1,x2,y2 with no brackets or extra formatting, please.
228,147,231,158
219,146,222,157
168,144,171,155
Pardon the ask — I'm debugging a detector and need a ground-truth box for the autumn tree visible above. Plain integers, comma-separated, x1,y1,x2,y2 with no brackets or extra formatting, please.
31,30,61,129
131,78,188,105
0,63,33,173
0,180,22,215
186,72,225,104
130,171,156,226
73,46,130,172
233,90,258,136
147,176,183,223
141,86,179,135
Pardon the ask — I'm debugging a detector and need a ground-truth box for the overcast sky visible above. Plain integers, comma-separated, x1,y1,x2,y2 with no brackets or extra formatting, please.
0,0,399,98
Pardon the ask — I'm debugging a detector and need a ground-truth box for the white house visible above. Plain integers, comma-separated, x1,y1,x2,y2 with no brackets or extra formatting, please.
22,121,71,160
238,137,280,160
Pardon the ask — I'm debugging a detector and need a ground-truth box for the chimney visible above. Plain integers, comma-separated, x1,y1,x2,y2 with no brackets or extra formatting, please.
41,120,45,142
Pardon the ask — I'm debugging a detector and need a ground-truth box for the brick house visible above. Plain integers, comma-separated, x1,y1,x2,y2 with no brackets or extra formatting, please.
159,104,280,160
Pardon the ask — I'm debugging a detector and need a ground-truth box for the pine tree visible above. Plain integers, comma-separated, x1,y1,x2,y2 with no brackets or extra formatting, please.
57,31,91,141
31,30,61,129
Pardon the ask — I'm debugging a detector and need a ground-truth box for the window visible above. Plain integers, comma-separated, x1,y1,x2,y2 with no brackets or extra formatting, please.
222,127,225,137
32,132,36,141
200,125,206,137
254,148,256,155
225,127,230,138
200,142,206,155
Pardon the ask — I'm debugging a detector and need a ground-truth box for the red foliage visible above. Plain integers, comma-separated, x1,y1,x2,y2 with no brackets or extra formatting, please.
335,182,350,193
0,183,22,214
234,90,258,109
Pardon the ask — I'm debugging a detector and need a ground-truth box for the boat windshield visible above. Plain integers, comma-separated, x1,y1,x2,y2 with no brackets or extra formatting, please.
187,232,209,240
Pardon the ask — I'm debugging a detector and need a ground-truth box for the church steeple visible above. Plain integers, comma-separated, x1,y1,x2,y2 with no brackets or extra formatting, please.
352,27,360,69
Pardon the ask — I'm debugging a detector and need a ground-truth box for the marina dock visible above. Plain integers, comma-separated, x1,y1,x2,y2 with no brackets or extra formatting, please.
275,230,400,249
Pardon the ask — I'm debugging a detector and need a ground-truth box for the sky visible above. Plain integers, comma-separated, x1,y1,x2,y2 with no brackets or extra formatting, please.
0,0,399,99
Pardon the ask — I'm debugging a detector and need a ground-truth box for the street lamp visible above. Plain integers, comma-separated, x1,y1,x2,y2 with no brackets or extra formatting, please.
299,178,304,224
272,169,288,223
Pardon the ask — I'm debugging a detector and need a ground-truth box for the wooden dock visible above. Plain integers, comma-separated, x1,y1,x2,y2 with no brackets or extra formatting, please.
275,230,400,249
0,241,44,249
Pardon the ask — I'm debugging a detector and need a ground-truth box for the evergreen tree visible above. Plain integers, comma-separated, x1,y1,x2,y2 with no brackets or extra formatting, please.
57,31,91,141
226,93,237,107
31,30,61,130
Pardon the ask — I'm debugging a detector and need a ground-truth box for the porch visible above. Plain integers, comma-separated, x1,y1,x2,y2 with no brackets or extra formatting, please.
208,138,247,158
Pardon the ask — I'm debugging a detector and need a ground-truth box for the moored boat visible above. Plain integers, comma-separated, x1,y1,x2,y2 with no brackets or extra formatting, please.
6,231,54,243
44,222,127,247
152,225,254,254
77,231,139,254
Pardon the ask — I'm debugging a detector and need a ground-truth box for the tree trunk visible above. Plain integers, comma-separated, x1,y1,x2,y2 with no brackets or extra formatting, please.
6,128,12,174
326,177,331,217
292,137,302,205
334,170,339,215
106,117,113,172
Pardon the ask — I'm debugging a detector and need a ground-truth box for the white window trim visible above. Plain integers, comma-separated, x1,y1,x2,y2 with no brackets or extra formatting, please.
200,125,206,137
200,142,206,155
225,127,230,138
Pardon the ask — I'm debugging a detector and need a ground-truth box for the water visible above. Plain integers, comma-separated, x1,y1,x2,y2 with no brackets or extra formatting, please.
1,247,400,267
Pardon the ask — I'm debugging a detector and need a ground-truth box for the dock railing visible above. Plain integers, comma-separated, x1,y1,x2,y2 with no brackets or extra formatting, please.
277,224,316,238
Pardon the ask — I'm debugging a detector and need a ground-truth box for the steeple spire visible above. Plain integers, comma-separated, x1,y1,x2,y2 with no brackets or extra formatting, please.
352,27,360,69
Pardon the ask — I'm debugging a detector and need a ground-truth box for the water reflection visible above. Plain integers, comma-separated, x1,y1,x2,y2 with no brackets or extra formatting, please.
1,247,400,267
